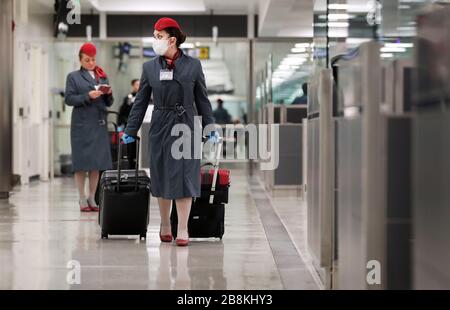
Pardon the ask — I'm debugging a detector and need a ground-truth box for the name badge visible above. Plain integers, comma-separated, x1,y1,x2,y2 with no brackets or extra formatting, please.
160,69,173,81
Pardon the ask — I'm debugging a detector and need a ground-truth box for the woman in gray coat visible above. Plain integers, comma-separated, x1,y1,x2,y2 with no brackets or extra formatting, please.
65,43,114,212
122,17,215,246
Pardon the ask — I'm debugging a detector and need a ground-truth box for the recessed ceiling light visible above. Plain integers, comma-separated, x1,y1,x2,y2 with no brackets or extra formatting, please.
291,47,306,53
328,22,349,28
384,43,413,48
380,47,406,53
328,4,348,10
295,43,311,48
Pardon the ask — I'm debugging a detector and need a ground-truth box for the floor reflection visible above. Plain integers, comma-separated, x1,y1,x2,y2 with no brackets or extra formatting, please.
152,240,227,290
0,174,289,290
0,200,15,289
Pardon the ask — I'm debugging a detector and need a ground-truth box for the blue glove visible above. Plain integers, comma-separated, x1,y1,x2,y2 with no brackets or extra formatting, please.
122,134,136,144
207,131,221,143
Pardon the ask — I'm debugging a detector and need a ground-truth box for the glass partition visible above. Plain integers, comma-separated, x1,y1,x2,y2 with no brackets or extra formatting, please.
254,39,313,115
316,0,433,67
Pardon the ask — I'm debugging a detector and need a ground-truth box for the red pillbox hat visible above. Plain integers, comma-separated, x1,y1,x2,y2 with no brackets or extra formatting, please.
79,42,96,57
154,17,181,31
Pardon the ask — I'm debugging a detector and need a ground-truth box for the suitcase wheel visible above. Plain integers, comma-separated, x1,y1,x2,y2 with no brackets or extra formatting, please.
101,231,108,239
140,233,147,240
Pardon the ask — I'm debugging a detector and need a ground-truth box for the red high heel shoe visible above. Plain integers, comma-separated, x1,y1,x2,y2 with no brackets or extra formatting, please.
175,232,189,246
87,198,99,212
79,199,91,212
160,233,173,243
159,225,173,242
175,238,189,246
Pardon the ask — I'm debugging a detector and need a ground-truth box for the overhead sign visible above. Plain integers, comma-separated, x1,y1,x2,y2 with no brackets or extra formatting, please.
198,47,210,60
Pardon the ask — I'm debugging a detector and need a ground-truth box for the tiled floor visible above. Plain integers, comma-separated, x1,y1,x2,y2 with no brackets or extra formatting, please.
0,168,319,290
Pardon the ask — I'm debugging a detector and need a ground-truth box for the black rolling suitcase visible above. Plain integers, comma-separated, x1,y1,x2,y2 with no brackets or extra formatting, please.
171,139,230,240
98,136,150,240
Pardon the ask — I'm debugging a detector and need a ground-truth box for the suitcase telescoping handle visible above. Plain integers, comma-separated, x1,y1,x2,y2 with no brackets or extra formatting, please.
106,111,119,143
117,131,141,192
107,110,120,121
202,136,223,204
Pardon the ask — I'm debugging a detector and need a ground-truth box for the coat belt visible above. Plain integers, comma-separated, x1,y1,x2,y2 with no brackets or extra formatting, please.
155,103,186,116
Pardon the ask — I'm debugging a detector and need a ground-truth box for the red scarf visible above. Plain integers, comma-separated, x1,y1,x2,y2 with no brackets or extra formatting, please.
164,49,180,70
93,66,107,81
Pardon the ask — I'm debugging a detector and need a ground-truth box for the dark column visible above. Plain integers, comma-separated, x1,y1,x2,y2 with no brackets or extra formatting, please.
0,0,14,199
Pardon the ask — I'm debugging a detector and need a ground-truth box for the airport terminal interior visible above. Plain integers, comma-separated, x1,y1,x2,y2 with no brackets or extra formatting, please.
0,0,449,290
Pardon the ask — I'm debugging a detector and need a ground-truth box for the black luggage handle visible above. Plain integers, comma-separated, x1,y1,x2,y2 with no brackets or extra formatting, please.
117,131,141,192
109,104,141,192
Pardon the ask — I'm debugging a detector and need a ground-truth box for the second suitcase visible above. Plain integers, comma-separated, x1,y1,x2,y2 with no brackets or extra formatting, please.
171,199,225,239
170,139,228,240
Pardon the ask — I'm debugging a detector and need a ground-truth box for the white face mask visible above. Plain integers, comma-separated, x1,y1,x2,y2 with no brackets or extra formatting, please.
153,38,169,56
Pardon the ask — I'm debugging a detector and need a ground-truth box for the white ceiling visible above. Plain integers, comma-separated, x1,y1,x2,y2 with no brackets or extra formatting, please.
258,0,313,37
33,0,314,37
88,0,206,13
82,0,259,14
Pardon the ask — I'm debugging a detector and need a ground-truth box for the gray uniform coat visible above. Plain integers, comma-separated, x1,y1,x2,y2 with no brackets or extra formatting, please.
125,50,214,199
65,68,114,172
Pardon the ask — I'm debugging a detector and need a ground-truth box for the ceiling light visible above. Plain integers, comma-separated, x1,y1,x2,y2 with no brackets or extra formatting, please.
380,47,406,52
88,0,205,12
328,31,348,38
384,43,413,48
287,53,309,58
381,53,394,58
397,26,416,31
291,47,306,53
328,4,348,10
328,22,349,28
295,43,310,48
328,13,354,20
346,38,371,44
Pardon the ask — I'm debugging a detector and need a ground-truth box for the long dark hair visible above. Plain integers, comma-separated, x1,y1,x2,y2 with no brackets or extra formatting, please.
164,27,187,47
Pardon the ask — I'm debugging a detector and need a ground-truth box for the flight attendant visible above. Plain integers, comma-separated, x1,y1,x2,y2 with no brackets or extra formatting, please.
65,43,114,212
122,17,215,246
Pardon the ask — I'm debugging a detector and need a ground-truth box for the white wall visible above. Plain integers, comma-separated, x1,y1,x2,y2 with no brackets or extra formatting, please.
98,42,145,112
221,42,249,97
13,0,55,182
